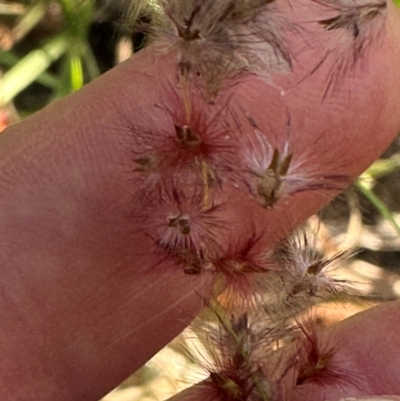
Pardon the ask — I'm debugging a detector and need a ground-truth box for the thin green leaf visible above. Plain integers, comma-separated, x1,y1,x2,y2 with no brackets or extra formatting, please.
0,2,24,16
0,32,69,107
11,1,47,45
0,50,58,89
356,178,400,237
81,42,100,81
69,55,84,91
363,154,400,179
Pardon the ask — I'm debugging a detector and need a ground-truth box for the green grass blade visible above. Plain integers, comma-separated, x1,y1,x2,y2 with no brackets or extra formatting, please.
356,178,400,237
0,51,59,89
0,32,69,107
0,2,24,16
364,155,400,179
69,55,84,91
11,1,47,44
81,42,100,81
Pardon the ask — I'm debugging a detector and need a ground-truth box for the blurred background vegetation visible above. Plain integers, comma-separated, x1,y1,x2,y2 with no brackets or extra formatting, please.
1,1,400,400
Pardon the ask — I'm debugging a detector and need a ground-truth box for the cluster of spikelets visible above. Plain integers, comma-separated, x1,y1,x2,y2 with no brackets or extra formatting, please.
179,223,360,401
128,0,291,96
123,0,388,400
124,0,387,97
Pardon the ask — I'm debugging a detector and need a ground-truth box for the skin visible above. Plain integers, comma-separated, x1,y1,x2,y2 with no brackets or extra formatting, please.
291,300,400,401
1,0,400,400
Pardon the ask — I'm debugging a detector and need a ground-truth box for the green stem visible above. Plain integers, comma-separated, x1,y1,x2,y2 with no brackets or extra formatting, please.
81,42,100,81
11,1,47,44
0,32,69,106
69,55,84,92
0,2,24,16
0,51,58,89
364,155,400,179
356,179,400,237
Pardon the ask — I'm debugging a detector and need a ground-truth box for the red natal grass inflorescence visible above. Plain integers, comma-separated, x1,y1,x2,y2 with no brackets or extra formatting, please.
121,0,400,399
